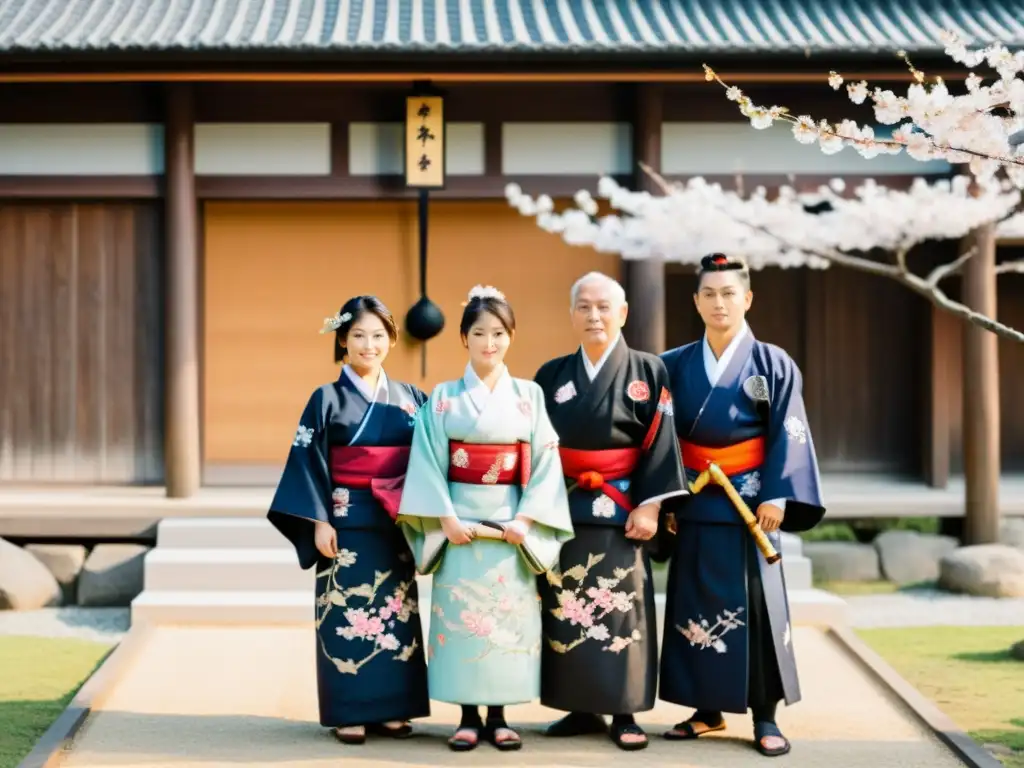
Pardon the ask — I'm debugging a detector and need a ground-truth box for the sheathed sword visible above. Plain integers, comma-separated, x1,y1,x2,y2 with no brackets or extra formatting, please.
689,463,781,565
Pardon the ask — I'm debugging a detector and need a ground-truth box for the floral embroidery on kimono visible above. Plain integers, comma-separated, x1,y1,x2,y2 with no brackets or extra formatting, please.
626,380,650,402
784,415,807,444
657,390,674,416
293,424,314,447
738,472,761,499
431,566,541,662
401,402,418,425
591,495,616,518
676,607,746,654
315,549,420,674
332,487,351,517
544,553,643,654
554,381,577,404
451,447,470,468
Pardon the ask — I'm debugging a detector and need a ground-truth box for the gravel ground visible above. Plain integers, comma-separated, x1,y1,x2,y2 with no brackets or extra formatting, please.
844,588,1024,628
0,607,129,645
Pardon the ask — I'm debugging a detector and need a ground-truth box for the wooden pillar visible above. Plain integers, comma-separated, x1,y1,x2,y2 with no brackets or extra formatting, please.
164,84,201,498
961,222,1001,544
624,84,666,353
924,305,955,488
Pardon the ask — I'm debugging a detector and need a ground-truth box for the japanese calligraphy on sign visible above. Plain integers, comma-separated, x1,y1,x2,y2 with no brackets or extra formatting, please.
405,95,445,188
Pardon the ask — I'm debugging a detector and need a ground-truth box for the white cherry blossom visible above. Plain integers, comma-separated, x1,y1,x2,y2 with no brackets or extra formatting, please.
703,30,1024,189
505,173,1024,343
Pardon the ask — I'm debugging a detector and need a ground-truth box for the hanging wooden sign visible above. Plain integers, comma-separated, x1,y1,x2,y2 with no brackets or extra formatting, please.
404,95,445,189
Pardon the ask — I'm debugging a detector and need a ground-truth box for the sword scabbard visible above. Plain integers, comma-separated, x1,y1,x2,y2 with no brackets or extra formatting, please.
706,463,781,565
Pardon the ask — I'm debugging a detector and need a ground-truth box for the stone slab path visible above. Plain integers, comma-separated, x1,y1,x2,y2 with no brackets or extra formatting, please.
60,625,964,768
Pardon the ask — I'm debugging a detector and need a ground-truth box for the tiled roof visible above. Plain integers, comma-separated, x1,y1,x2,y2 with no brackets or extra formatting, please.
0,0,1022,55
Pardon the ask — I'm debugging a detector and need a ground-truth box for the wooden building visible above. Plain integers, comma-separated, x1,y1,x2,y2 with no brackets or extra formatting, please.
0,0,1021,498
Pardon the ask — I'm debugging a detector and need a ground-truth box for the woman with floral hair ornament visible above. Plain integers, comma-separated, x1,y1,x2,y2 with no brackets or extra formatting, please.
397,285,574,752
267,295,430,745
657,254,826,758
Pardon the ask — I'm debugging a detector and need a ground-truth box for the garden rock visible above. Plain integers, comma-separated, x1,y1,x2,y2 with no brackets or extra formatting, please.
0,537,62,610
24,544,88,603
938,545,1024,598
803,541,880,582
874,530,958,586
1000,519,1024,550
77,544,149,607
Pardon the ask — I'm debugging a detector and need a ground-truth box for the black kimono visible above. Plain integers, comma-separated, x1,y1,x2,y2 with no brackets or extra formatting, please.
534,336,687,716
659,326,826,716
268,368,431,729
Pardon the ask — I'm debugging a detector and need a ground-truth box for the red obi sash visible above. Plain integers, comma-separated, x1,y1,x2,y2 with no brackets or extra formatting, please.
558,447,640,512
329,445,411,521
447,441,532,487
680,436,765,477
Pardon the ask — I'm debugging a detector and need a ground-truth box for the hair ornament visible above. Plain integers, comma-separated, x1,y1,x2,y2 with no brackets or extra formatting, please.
461,284,506,307
319,311,352,334
700,253,745,272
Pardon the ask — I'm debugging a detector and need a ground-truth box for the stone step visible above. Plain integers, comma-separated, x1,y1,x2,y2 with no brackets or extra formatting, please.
157,517,289,550
782,554,813,591
780,531,803,558
143,547,313,592
153,517,809,560
132,590,313,625
141,542,815,597
784,588,848,627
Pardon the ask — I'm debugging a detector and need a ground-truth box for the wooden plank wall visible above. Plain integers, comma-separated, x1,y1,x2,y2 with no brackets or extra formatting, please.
201,199,621,474
999,273,1024,470
0,203,163,483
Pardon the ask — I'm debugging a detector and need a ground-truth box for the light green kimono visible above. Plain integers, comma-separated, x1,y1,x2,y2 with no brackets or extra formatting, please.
397,363,574,706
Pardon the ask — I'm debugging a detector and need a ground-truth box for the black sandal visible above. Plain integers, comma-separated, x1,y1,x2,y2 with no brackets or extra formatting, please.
367,721,413,739
483,720,523,751
332,726,366,745
663,717,727,740
545,711,608,737
611,722,649,751
448,725,481,752
753,721,791,757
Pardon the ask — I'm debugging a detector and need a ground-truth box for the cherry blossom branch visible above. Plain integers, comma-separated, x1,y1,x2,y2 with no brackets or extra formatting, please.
996,261,1024,275
703,30,1024,187
641,165,1024,344
505,169,1024,343
705,65,1020,170
926,247,977,286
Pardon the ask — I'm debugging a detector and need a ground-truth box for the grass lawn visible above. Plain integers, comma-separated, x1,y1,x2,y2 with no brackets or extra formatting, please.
857,626,1024,768
0,635,113,768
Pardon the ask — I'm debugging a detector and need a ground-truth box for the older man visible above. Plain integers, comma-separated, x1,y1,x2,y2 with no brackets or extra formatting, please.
534,272,687,751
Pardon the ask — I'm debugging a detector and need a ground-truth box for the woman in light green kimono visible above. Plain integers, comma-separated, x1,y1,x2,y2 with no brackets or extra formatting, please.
397,284,574,753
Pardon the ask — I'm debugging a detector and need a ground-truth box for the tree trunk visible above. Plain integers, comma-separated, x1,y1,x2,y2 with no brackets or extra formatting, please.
961,222,1001,544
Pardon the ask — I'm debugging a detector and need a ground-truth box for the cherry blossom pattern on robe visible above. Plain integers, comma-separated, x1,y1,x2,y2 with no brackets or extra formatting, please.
430,565,541,663
544,552,643,655
676,607,746,654
315,549,420,675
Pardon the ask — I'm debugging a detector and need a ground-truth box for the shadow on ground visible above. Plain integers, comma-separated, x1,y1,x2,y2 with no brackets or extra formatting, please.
64,709,959,767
